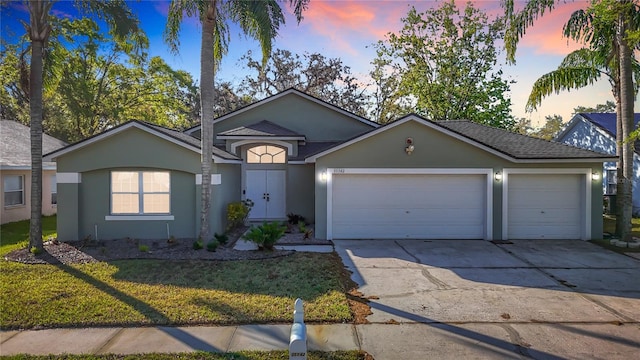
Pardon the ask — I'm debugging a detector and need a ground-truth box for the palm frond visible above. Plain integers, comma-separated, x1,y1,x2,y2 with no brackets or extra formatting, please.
503,0,557,63
526,66,603,111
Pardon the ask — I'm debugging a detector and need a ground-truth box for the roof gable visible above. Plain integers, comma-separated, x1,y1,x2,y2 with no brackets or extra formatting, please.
557,113,640,155
45,121,240,163
1,120,67,168
218,120,304,139
184,88,378,140
308,115,616,163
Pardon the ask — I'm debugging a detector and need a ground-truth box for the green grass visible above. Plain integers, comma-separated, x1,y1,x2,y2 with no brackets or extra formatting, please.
1,351,369,360
593,215,640,253
0,215,57,256
602,215,640,238
0,218,353,330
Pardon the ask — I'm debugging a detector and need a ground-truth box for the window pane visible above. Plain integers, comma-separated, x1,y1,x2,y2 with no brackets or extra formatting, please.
143,172,170,192
112,172,138,192
272,151,286,163
143,194,170,213
4,175,22,192
4,191,23,206
51,193,57,205
112,194,139,213
246,145,286,164
51,175,57,193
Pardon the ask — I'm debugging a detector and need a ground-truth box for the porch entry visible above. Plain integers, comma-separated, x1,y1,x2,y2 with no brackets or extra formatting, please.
245,170,286,220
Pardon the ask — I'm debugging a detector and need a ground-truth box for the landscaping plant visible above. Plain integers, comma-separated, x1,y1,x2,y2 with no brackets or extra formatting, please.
226,199,254,231
243,221,286,250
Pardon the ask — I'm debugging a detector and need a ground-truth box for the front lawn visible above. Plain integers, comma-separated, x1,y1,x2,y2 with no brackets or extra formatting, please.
0,215,57,256
0,218,354,330
602,215,640,238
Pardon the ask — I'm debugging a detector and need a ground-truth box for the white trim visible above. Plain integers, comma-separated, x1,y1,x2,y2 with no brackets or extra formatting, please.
288,161,307,165
195,174,222,185
105,215,174,221
502,168,592,240
325,168,493,240
230,139,294,155
44,121,240,164
0,165,57,170
185,89,379,135
56,172,82,184
306,115,617,164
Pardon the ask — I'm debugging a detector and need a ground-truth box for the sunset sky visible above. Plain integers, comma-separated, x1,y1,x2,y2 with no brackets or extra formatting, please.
2,0,637,127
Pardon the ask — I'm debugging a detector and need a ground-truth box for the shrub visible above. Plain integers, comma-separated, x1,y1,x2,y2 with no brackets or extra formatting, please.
207,240,219,252
242,221,286,250
193,239,204,250
287,213,306,225
227,199,254,231
214,232,228,245
139,245,150,252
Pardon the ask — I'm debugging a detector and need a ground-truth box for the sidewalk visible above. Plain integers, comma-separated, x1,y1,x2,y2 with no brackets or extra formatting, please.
3,322,640,358
1,324,359,356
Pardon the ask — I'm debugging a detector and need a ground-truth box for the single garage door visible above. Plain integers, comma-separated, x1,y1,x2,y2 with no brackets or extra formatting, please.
331,174,487,239
507,174,583,239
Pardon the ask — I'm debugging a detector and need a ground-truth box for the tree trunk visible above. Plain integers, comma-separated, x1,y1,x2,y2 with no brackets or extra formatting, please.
617,8,633,242
198,0,217,241
29,39,44,251
28,1,51,251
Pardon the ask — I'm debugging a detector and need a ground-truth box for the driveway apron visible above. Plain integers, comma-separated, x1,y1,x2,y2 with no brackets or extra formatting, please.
334,239,640,359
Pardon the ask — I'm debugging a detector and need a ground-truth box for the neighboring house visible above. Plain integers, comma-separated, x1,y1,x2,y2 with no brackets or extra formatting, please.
1,120,67,224
46,89,615,242
556,113,640,217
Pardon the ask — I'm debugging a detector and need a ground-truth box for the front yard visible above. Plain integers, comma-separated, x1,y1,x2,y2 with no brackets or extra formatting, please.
0,217,354,330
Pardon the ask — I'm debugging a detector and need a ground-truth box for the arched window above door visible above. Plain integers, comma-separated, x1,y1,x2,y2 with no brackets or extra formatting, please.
246,145,286,164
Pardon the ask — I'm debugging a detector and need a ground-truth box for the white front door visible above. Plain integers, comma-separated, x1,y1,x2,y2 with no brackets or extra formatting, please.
246,170,286,220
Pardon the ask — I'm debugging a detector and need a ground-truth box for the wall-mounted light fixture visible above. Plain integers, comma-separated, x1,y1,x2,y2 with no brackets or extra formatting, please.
405,137,415,155
592,172,600,181
319,171,327,182
494,172,502,181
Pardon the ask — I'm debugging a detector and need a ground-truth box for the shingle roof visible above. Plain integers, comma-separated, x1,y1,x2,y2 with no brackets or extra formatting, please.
579,113,640,155
1,120,67,168
219,120,304,138
45,120,240,162
291,142,340,161
142,122,239,160
438,120,613,160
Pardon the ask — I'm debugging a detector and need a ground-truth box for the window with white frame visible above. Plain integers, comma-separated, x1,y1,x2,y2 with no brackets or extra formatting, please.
51,174,57,205
4,175,24,207
246,145,286,164
111,171,170,214
605,169,617,195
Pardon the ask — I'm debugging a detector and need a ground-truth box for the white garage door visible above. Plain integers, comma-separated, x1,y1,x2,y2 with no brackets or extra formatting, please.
331,174,487,239
507,174,583,239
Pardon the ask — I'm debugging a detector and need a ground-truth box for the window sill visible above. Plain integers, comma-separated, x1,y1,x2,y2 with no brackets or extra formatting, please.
105,215,174,221
4,204,25,209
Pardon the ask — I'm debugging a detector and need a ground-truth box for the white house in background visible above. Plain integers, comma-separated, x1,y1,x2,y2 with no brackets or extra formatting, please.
0,120,67,224
556,113,640,217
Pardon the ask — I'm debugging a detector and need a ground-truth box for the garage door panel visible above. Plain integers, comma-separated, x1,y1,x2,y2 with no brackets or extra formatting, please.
331,173,487,239
507,174,583,240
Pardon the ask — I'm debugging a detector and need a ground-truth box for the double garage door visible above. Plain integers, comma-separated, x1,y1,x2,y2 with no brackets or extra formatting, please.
330,172,585,240
331,173,488,239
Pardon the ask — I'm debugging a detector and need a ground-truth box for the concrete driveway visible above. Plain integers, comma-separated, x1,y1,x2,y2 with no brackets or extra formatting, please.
334,239,640,359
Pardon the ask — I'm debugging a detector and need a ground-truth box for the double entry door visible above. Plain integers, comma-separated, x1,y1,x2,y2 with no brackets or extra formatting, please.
245,170,286,220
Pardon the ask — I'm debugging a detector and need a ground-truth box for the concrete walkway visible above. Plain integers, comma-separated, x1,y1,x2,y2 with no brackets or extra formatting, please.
3,322,640,359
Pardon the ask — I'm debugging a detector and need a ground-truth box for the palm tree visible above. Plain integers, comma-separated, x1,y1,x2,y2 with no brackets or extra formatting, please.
164,0,308,241
503,0,639,241
24,0,140,251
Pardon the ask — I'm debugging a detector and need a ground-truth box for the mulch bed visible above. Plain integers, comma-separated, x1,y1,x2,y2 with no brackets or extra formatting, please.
4,225,332,266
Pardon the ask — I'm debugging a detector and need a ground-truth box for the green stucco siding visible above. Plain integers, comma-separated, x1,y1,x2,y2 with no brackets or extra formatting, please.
212,93,374,144
287,164,315,222
210,163,242,235
56,128,201,174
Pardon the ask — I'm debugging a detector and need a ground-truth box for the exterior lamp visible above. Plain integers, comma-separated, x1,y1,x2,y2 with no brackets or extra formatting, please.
319,171,327,182
592,172,600,181
494,172,502,181
405,137,415,155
